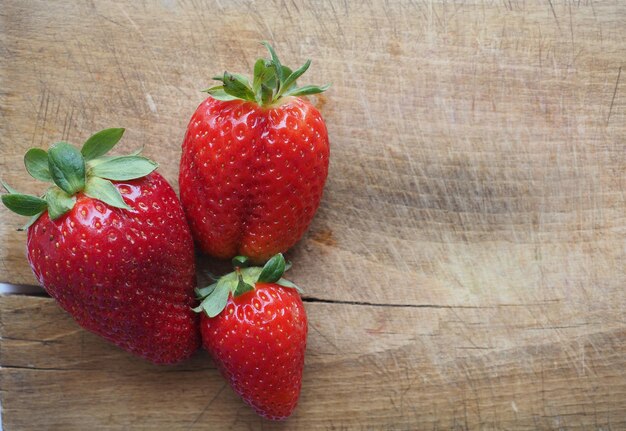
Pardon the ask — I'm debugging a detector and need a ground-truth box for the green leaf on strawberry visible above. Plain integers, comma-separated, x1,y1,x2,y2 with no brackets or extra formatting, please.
1,192,47,216
194,253,302,318
84,176,131,210
88,156,157,181
203,86,239,101
48,142,86,195
277,59,310,98
252,59,274,99
81,128,125,160
262,41,284,84
284,84,331,97
195,282,217,299
222,72,257,101
258,253,286,283
195,278,231,318
276,277,303,294
45,187,76,220
202,42,330,107
2,128,159,225
24,148,53,182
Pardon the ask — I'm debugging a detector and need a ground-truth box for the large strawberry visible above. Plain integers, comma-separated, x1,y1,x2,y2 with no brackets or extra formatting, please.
1,128,200,364
180,42,330,262
195,253,307,420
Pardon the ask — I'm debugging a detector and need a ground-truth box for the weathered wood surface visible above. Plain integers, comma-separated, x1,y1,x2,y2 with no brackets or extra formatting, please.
2,296,626,430
1,0,625,429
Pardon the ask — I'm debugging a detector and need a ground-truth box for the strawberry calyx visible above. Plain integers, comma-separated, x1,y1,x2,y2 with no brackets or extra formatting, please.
1,128,158,230
203,42,330,107
193,253,302,318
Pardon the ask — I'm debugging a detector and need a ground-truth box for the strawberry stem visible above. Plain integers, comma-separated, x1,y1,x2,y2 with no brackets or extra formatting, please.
203,42,330,107
193,253,303,318
1,128,158,224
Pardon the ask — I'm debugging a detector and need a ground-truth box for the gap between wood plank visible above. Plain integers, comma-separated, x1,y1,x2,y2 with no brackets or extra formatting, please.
1,283,559,310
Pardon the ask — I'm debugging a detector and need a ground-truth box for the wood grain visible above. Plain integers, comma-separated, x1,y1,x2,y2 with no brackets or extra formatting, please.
2,295,626,430
1,0,625,429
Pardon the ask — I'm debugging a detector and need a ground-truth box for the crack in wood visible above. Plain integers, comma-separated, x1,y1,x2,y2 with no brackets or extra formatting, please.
2,288,562,310
301,296,481,309
607,66,622,126
1,364,80,372
301,296,559,309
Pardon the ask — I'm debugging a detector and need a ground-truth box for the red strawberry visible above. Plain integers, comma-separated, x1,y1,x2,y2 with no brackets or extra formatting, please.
179,42,330,262
2,128,200,364
195,254,307,419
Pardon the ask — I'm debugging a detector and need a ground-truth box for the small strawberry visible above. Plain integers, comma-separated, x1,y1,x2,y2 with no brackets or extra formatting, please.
180,42,330,262
1,128,200,364
195,253,307,420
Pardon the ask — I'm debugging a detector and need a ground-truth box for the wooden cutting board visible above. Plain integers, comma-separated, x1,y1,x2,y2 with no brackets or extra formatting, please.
1,0,625,429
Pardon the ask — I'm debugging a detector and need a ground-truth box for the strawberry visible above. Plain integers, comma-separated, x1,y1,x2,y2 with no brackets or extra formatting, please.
195,254,307,420
179,42,330,262
1,128,200,364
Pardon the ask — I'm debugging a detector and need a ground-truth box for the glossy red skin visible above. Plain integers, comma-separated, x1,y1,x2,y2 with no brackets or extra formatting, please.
27,172,200,364
200,283,307,420
179,96,329,262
